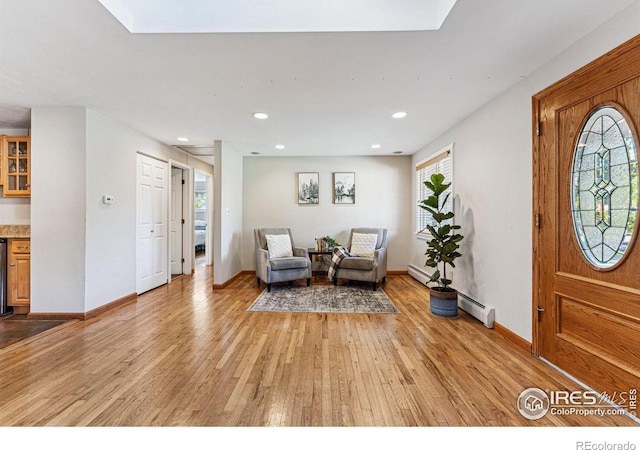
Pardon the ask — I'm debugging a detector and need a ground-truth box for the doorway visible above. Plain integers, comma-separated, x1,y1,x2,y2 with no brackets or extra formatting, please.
170,167,185,277
194,170,213,268
169,162,193,278
533,35,640,401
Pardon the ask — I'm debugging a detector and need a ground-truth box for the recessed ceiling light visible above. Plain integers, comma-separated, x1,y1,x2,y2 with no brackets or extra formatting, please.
177,137,189,142
371,144,381,149
275,144,285,150
392,111,407,119
251,151,261,155
253,112,268,120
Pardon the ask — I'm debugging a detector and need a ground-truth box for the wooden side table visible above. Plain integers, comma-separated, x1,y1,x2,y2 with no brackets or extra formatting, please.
308,249,332,274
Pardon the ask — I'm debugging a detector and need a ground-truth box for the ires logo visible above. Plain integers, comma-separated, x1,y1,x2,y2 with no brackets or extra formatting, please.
548,390,599,405
517,388,637,420
517,388,549,420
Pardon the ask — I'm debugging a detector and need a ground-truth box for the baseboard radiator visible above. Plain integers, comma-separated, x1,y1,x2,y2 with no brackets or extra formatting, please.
408,264,495,328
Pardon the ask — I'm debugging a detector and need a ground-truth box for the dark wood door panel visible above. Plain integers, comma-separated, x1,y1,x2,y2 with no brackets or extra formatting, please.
555,272,640,319
558,296,640,367
556,337,640,399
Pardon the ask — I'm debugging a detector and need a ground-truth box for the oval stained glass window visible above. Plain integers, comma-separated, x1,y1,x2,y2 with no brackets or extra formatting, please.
571,106,639,269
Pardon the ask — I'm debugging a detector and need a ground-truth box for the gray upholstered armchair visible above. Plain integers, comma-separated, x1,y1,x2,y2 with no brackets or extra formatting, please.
332,227,388,291
254,228,312,292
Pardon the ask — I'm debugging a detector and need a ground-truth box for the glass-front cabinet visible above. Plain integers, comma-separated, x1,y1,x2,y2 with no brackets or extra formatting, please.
1,136,30,197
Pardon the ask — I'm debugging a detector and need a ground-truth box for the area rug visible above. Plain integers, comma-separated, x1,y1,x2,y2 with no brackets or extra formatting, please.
247,285,400,314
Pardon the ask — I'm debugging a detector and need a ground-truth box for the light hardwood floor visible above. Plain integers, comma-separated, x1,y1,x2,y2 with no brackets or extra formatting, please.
0,262,636,427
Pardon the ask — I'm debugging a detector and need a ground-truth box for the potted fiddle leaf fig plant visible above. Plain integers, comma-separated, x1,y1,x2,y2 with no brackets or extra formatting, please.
418,173,463,317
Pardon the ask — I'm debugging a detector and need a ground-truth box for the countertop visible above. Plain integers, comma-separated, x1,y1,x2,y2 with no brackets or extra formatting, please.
0,224,30,238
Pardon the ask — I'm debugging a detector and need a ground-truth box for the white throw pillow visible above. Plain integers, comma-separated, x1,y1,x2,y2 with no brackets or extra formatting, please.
349,233,378,257
265,234,294,258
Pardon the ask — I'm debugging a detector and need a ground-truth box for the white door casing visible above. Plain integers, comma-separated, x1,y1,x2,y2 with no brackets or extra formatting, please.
137,153,168,294
170,167,184,276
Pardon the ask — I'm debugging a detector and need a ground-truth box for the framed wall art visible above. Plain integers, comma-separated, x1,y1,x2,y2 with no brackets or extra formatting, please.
297,172,319,204
333,172,355,204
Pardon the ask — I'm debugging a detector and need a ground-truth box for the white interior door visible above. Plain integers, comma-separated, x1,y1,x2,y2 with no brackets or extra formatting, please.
137,153,168,294
170,167,184,276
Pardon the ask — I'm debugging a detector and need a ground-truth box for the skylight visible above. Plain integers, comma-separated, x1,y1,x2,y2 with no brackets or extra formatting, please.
98,0,458,33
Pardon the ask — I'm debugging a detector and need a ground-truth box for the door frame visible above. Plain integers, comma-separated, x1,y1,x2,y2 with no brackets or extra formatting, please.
532,35,640,356
169,160,193,280
195,169,214,267
532,97,541,356
170,166,185,276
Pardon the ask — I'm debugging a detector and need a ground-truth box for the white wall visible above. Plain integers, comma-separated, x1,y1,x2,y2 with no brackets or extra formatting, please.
214,141,243,284
410,2,640,341
31,108,88,313
0,128,31,224
242,155,412,271
31,107,214,313
84,110,139,311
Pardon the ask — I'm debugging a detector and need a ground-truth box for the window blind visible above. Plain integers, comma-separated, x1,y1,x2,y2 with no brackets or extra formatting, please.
416,148,452,235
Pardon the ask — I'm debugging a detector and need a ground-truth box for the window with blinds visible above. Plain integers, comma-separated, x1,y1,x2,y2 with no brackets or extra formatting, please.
416,146,452,236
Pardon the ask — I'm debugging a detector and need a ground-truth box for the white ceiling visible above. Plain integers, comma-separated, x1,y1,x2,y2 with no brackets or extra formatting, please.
0,0,637,162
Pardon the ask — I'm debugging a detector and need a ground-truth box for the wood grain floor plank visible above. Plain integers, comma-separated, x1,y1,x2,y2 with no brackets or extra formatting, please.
0,263,636,426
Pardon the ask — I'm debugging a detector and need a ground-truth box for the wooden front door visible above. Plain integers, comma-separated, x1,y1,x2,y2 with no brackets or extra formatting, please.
533,36,640,405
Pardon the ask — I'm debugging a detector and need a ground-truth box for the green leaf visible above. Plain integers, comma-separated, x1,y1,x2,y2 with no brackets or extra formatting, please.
438,225,451,236
425,174,451,196
440,192,451,208
442,242,459,253
430,173,445,186
423,181,435,192
426,225,438,236
422,195,439,209
432,213,454,223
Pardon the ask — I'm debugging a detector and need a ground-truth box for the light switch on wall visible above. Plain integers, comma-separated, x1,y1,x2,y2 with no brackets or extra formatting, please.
103,195,115,205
